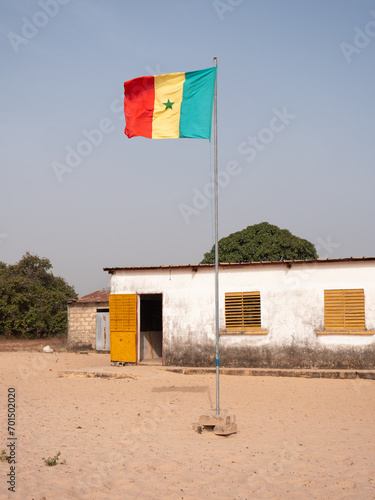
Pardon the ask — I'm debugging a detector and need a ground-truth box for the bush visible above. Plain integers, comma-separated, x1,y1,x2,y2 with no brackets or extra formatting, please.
0,252,77,338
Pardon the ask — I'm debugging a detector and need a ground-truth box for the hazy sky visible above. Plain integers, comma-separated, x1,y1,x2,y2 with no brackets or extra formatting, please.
1,0,375,296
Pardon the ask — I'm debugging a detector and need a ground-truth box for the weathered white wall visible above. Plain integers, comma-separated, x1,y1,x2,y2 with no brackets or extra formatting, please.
109,261,375,368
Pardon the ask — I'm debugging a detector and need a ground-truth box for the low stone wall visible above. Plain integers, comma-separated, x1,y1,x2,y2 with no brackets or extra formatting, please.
67,301,108,349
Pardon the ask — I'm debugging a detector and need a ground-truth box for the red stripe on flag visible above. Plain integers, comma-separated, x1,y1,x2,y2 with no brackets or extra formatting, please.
124,76,155,138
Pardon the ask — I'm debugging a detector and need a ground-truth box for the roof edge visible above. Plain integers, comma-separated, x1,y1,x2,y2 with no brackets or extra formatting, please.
103,257,375,273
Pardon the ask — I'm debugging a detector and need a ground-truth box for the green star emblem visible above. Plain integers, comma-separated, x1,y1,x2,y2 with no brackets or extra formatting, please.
163,99,174,110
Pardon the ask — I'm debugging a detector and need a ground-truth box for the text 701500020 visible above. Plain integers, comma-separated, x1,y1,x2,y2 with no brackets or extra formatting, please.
7,388,17,493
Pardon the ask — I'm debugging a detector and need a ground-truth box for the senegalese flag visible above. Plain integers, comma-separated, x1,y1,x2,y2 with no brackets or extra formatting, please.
124,67,216,140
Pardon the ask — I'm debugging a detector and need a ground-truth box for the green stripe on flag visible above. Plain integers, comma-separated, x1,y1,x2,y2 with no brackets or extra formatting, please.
179,67,216,139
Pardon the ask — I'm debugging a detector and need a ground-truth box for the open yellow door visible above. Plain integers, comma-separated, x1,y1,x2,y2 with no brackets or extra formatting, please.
109,294,137,363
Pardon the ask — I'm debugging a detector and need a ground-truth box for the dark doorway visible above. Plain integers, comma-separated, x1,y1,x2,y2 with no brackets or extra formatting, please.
139,294,163,363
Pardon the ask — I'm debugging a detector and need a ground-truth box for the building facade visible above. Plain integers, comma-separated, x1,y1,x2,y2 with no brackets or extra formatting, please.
104,258,375,368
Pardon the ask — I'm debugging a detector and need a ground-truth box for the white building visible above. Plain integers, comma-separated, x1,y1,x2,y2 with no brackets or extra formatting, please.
104,258,375,368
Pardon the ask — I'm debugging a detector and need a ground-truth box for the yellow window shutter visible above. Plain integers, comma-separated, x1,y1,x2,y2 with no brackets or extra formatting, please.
324,289,345,330
225,292,261,331
109,294,137,362
344,289,365,330
324,289,365,331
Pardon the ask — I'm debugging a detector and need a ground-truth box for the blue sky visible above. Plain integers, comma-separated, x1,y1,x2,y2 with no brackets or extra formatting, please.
1,0,375,295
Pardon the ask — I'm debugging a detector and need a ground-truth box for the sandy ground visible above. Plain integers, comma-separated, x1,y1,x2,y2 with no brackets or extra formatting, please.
0,351,375,500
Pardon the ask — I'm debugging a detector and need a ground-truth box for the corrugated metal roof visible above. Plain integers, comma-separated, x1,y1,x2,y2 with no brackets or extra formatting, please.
75,290,110,303
103,257,375,273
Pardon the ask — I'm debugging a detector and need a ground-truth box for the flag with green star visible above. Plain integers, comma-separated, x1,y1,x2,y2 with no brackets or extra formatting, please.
124,67,217,139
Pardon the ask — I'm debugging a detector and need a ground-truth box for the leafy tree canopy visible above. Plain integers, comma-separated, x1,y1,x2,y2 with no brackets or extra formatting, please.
200,222,318,264
0,252,77,338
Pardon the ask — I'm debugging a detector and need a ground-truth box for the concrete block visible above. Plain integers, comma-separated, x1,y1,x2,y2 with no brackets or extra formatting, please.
199,415,225,426
213,423,237,436
199,414,236,427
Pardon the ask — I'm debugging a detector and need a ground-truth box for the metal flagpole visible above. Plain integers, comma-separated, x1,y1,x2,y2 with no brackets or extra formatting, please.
213,57,219,416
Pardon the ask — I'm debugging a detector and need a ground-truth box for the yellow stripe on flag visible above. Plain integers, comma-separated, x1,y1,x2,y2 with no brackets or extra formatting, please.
152,72,185,139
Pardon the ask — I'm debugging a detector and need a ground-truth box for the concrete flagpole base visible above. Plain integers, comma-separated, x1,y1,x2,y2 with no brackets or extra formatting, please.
197,411,237,436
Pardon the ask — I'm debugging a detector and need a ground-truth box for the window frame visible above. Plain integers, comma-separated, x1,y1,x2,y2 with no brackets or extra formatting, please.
317,288,374,336
222,291,268,335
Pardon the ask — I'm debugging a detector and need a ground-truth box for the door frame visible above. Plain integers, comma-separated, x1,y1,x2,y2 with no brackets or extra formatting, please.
137,293,163,365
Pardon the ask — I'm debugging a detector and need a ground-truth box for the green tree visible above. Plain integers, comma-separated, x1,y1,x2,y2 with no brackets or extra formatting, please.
0,252,77,338
200,222,318,264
